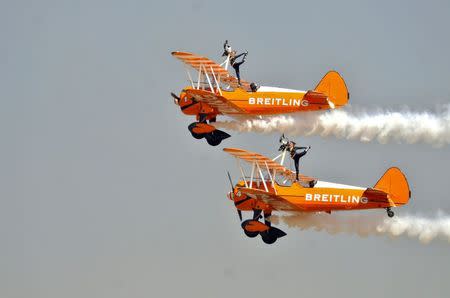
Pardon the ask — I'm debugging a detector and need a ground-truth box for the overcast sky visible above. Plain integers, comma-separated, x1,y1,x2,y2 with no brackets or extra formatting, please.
2,0,450,297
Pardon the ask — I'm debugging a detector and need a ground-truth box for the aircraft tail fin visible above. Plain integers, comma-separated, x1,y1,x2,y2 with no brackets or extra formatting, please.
373,167,411,206
314,71,349,108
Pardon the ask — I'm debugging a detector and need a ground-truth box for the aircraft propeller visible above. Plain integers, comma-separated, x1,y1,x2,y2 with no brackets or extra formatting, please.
170,92,180,105
227,171,242,221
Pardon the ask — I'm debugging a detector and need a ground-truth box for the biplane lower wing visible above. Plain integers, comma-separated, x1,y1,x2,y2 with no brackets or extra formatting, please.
185,89,245,114
237,187,299,211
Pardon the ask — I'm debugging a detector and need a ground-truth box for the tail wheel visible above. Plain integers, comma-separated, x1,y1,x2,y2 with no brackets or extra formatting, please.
386,207,395,218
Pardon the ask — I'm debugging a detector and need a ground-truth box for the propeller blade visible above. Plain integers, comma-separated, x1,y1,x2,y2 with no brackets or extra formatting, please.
170,92,180,105
227,171,242,221
227,171,234,191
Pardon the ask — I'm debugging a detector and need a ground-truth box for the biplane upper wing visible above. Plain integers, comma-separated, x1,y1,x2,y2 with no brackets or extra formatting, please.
237,187,300,211
223,148,315,183
172,51,251,90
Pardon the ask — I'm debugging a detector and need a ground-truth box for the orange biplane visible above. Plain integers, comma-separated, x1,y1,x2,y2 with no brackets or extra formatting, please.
171,51,349,146
224,147,411,244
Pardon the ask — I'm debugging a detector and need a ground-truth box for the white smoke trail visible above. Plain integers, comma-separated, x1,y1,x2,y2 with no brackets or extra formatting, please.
271,212,450,244
215,105,450,146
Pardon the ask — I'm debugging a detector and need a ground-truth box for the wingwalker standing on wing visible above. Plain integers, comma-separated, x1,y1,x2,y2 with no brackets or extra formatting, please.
279,134,313,186
170,44,349,146
222,40,248,86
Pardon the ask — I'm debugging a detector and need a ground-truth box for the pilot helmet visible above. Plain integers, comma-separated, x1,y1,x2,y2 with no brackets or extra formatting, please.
250,82,259,92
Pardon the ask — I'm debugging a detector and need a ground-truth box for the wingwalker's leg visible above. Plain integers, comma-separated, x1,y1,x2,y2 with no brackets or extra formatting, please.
232,62,243,85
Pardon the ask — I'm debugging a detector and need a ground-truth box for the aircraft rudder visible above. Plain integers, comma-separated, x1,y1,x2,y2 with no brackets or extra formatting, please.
314,70,349,107
374,167,411,205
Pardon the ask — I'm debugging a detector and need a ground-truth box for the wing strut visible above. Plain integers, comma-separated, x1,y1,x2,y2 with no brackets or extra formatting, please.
256,162,269,192
249,162,255,189
185,66,194,88
236,158,248,188
197,65,202,89
264,161,277,195
220,55,230,70
202,65,214,92
271,149,288,184
209,66,222,96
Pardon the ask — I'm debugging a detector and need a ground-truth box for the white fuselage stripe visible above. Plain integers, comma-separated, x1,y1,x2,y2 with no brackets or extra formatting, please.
314,181,366,190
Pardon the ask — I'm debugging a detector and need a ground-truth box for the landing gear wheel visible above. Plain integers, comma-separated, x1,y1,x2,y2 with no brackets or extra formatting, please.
190,132,204,139
387,210,395,218
205,133,222,146
188,123,205,140
244,230,259,238
206,137,222,146
260,231,277,244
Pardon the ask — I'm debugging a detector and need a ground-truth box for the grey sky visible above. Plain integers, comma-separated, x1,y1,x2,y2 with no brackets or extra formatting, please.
2,0,450,297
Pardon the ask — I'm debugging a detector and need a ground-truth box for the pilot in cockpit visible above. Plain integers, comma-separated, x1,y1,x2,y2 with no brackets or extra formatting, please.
250,82,259,92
